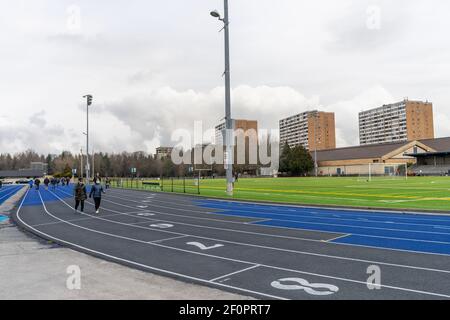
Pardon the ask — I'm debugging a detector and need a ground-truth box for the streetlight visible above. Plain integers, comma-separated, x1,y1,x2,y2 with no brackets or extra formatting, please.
80,147,83,179
211,0,234,196
311,111,319,177
83,94,93,184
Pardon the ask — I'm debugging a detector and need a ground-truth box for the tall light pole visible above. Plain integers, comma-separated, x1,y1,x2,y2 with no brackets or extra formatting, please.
311,111,319,177
83,95,93,184
211,0,234,196
80,148,83,179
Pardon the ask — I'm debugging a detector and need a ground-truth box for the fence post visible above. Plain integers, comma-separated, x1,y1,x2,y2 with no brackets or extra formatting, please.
171,178,174,192
198,173,200,195
183,176,186,193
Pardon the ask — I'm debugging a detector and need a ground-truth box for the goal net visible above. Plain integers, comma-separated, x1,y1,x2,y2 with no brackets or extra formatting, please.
357,163,408,182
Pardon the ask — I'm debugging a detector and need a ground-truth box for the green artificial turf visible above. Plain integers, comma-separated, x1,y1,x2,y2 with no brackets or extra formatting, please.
112,176,450,212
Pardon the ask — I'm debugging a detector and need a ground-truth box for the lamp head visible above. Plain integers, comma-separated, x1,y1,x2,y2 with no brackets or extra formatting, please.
210,10,221,19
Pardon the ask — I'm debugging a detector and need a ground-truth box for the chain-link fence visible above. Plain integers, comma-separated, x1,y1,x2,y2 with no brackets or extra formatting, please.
110,177,201,195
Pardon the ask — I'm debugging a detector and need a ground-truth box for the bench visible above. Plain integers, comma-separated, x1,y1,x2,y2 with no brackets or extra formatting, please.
142,182,162,190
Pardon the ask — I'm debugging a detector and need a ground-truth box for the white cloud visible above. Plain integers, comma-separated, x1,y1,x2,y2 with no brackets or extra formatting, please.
1,1,449,154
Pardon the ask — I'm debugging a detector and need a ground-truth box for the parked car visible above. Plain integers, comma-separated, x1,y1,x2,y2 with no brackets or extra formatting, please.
15,179,31,184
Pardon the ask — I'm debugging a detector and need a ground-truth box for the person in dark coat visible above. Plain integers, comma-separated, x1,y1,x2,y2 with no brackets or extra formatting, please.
44,177,50,190
89,178,105,214
51,177,57,190
34,178,41,190
74,178,87,213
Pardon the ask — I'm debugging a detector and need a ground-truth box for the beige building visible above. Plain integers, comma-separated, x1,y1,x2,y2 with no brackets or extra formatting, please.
280,111,336,151
215,119,258,146
359,99,434,146
155,147,174,159
314,137,450,176
214,119,259,174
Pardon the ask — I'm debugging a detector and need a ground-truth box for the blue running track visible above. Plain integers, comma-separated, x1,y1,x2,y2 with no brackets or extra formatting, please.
0,185,24,222
0,185,23,206
195,199,450,255
22,186,73,206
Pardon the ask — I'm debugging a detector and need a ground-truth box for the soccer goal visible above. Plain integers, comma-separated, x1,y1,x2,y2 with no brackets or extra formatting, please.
357,163,408,182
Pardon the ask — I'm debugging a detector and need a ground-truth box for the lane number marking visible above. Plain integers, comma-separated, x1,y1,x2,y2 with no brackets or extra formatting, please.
137,213,155,217
150,223,174,229
271,278,339,296
187,242,224,251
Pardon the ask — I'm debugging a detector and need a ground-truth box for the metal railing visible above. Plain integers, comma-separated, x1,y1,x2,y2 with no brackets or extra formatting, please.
110,177,201,195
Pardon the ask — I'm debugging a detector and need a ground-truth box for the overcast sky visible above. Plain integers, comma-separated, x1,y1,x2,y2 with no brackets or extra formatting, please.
1,0,450,155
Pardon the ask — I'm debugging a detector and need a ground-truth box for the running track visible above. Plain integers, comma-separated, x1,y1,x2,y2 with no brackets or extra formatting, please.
0,185,23,222
12,186,450,300
0,185,23,206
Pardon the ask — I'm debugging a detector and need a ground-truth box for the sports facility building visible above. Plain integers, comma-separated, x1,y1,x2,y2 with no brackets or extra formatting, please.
0,169,45,179
314,137,450,177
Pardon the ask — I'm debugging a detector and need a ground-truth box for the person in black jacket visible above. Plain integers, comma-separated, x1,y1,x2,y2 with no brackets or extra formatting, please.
44,177,50,190
34,178,41,190
74,178,87,214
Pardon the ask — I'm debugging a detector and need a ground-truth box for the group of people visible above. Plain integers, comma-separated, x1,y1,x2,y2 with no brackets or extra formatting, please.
74,177,106,215
30,177,72,190
29,175,109,215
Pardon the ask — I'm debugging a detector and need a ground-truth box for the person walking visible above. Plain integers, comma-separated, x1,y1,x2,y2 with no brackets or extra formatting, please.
51,177,57,190
73,178,87,214
34,178,41,190
89,178,105,214
105,177,111,190
43,177,50,190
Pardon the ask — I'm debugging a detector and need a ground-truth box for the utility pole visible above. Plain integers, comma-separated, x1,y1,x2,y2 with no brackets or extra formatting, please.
312,111,319,177
80,148,83,179
211,0,234,196
83,95,93,184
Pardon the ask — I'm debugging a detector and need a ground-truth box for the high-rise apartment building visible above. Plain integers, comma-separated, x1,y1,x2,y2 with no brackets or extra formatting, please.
279,111,336,151
215,119,258,145
155,147,174,159
359,99,434,146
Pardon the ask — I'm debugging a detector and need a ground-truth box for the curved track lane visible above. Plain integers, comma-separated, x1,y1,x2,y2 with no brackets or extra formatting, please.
12,186,450,300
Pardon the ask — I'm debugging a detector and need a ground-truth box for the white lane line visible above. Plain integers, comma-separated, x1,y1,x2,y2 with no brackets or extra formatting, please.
150,235,189,244
210,265,261,282
31,213,121,227
0,186,22,202
104,193,450,233
435,226,450,230
53,189,450,272
110,188,450,220
24,191,450,299
57,190,319,241
108,186,450,219
89,191,450,245
323,234,352,243
65,188,450,259
246,219,272,224
15,193,287,300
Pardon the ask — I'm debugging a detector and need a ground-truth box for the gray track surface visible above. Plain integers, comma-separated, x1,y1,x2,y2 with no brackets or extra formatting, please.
12,187,450,300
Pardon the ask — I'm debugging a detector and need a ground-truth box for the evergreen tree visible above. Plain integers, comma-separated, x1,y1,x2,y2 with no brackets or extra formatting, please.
279,142,291,174
289,145,314,176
